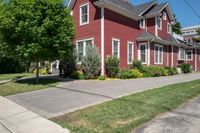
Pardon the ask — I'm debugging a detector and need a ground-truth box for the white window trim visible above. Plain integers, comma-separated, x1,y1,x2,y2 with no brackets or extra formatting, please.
186,50,193,61
167,23,172,34
138,43,148,64
127,41,134,64
156,16,162,30
76,38,94,64
140,17,145,29
154,44,163,65
179,48,186,61
80,3,89,26
112,38,120,58
163,12,167,20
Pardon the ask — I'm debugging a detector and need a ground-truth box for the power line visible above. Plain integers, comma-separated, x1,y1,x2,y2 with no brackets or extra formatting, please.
183,0,200,20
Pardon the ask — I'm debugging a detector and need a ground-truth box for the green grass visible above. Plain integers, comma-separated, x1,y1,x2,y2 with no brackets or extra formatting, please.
52,80,200,133
0,73,34,81
0,78,60,96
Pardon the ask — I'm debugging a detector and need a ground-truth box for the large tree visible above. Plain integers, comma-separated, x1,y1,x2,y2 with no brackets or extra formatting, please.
0,0,75,82
172,15,182,34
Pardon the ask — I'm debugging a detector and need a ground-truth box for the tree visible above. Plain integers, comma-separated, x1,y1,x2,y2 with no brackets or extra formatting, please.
81,45,100,79
0,0,75,82
172,15,182,34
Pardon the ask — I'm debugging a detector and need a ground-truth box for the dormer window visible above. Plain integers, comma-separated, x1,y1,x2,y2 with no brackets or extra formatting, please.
156,16,162,30
167,23,172,34
140,17,145,29
80,3,89,26
163,12,167,20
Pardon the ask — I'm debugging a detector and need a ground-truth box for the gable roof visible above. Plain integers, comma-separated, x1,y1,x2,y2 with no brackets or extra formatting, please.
134,0,157,16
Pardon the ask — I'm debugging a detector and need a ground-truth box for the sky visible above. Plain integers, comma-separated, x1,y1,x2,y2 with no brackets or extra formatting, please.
66,0,200,28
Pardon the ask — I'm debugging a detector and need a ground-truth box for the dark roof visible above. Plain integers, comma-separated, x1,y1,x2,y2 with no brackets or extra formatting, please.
166,34,179,43
134,0,156,15
146,2,168,15
137,31,160,40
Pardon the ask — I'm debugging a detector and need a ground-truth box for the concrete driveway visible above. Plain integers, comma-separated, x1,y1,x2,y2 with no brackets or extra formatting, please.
133,96,200,133
6,73,200,118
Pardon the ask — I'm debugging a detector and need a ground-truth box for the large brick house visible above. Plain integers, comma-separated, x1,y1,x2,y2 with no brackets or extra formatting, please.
68,0,200,76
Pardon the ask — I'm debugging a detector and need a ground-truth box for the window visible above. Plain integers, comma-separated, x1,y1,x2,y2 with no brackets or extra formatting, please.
140,17,145,29
112,39,120,58
179,48,186,60
80,3,89,25
156,16,162,30
186,50,193,60
167,23,172,34
154,45,163,64
139,44,147,64
127,42,134,64
163,12,167,20
76,38,93,63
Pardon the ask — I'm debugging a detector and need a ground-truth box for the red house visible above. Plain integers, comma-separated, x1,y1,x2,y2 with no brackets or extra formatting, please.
68,0,200,76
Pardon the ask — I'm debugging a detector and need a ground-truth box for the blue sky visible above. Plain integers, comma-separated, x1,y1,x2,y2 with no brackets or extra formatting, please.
66,0,200,28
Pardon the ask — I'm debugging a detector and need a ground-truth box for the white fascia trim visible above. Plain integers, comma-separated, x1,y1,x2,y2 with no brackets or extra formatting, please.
101,7,105,76
154,44,163,65
186,50,193,61
138,43,148,65
80,3,89,26
127,41,134,65
155,17,158,37
112,38,120,58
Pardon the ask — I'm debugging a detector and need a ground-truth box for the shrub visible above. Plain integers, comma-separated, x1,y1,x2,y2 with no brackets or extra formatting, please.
82,45,100,79
143,66,168,77
131,60,144,72
70,71,84,79
180,63,192,73
131,69,143,78
165,67,178,75
33,68,50,75
105,56,120,78
98,76,105,80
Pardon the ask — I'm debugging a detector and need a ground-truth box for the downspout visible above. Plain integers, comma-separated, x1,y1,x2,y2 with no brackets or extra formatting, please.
100,7,105,76
171,44,174,67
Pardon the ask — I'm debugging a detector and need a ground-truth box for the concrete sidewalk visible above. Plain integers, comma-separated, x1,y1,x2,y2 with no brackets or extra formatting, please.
0,96,69,133
134,96,200,133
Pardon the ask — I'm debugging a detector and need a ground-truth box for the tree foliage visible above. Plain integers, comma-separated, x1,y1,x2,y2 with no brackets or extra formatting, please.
172,15,182,34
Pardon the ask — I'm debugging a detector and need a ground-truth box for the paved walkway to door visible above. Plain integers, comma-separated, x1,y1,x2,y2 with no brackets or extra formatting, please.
7,73,200,118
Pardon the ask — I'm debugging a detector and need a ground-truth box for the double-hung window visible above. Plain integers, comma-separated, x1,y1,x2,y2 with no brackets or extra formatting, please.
112,39,120,58
127,42,134,64
167,23,172,34
186,50,193,60
140,17,145,29
154,45,163,64
179,48,186,60
139,44,147,64
76,38,93,63
156,16,162,30
80,3,89,25
163,12,167,20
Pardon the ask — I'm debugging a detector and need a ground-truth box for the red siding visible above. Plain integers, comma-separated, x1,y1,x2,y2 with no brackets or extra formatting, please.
186,49,196,71
147,18,155,35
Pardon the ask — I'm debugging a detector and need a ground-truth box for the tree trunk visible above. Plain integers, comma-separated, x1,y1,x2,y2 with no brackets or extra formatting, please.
36,61,39,83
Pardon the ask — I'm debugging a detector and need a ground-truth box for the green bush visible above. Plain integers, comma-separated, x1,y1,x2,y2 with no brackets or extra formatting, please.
70,71,85,79
119,69,143,79
131,69,143,78
180,63,192,73
105,56,120,78
82,45,100,79
98,76,105,80
143,66,168,77
131,60,144,72
165,67,178,75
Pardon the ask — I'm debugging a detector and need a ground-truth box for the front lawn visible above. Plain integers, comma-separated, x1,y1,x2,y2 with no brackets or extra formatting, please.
0,78,60,96
52,80,200,133
0,73,34,81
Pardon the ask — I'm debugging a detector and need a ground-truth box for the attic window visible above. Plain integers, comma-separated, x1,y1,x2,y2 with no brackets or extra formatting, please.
140,17,145,29
163,12,167,20
80,3,89,25
156,16,162,30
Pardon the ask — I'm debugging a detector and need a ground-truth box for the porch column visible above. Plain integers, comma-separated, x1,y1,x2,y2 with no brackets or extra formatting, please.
100,7,105,76
171,44,174,67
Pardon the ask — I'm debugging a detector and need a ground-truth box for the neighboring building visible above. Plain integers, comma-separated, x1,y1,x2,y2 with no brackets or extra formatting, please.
68,0,200,76
181,25,200,43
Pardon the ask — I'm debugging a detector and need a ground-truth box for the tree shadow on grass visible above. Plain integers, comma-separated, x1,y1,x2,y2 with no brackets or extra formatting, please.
15,78,60,86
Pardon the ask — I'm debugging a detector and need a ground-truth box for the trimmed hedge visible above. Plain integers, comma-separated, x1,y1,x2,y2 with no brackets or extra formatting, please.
180,63,192,73
119,69,143,79
142,66,168,77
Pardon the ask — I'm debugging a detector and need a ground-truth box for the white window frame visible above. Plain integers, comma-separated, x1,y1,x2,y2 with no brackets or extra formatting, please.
76,38,94,64
163,12,167,20
112,38,120,58
156,16,162,30
138,43,148,64
154,44,163,65
127,41,134,64
186,50,193,61
167,23,172,34
80,3,89,26
140,17,145,29
179,48,186,61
